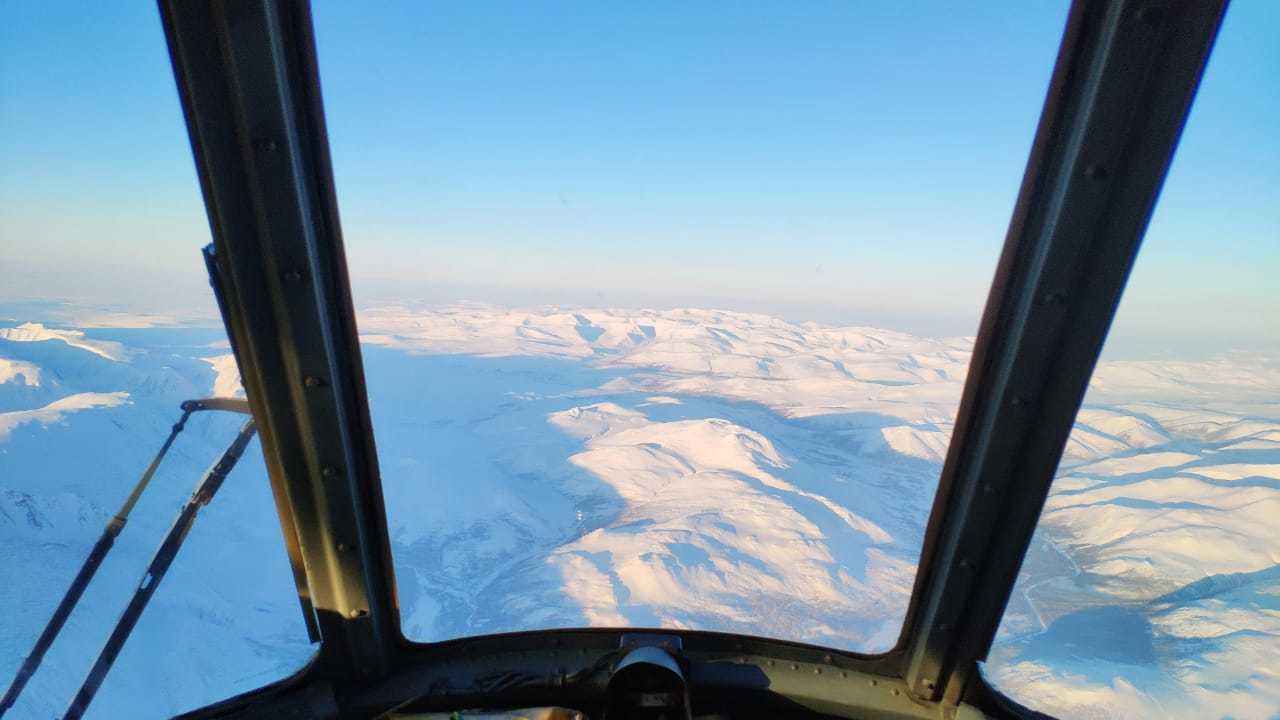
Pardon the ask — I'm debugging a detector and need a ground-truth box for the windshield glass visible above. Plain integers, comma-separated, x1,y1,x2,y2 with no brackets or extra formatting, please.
0,3,315,717
986,2,1280,717
311,1,1068,651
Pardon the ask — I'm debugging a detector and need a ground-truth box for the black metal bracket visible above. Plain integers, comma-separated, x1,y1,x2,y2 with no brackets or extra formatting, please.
205,244,321,645
160,0,401,680
900,0,1227,704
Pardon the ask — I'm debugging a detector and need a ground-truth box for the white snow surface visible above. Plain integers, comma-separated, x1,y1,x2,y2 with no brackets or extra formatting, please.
201,354,244,398
1,306,1277,719
0,358,41,387
359,304,974,424
0,392,130,441
0,323,128,362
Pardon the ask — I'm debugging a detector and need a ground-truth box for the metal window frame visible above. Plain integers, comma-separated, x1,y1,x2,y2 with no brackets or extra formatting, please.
156,0,1226,717
901,0,1227,703
160,0,400,680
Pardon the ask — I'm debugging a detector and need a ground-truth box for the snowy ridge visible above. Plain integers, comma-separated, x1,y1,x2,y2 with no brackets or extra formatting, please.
359,304,974,424
201,354,243,398
0,358,41,387
0,323,128,362
540,402,906,648
0,392,130,441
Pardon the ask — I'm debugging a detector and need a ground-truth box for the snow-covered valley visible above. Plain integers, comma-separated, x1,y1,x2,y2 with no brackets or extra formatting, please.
1,305,1276,719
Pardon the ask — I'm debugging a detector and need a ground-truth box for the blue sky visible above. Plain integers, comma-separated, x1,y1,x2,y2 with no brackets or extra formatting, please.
0,1,1275,354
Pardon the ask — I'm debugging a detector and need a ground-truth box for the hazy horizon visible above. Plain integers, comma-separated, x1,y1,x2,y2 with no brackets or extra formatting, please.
2,1,1275,358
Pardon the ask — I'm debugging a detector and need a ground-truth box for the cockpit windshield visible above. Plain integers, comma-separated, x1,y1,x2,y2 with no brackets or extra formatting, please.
307,0,1067,652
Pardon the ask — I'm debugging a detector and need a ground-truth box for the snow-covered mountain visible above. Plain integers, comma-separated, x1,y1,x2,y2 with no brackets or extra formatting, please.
1,305,1276,719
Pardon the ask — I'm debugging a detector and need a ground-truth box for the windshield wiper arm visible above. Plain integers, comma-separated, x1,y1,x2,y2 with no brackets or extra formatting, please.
62,418,258,720
0,399,251,719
